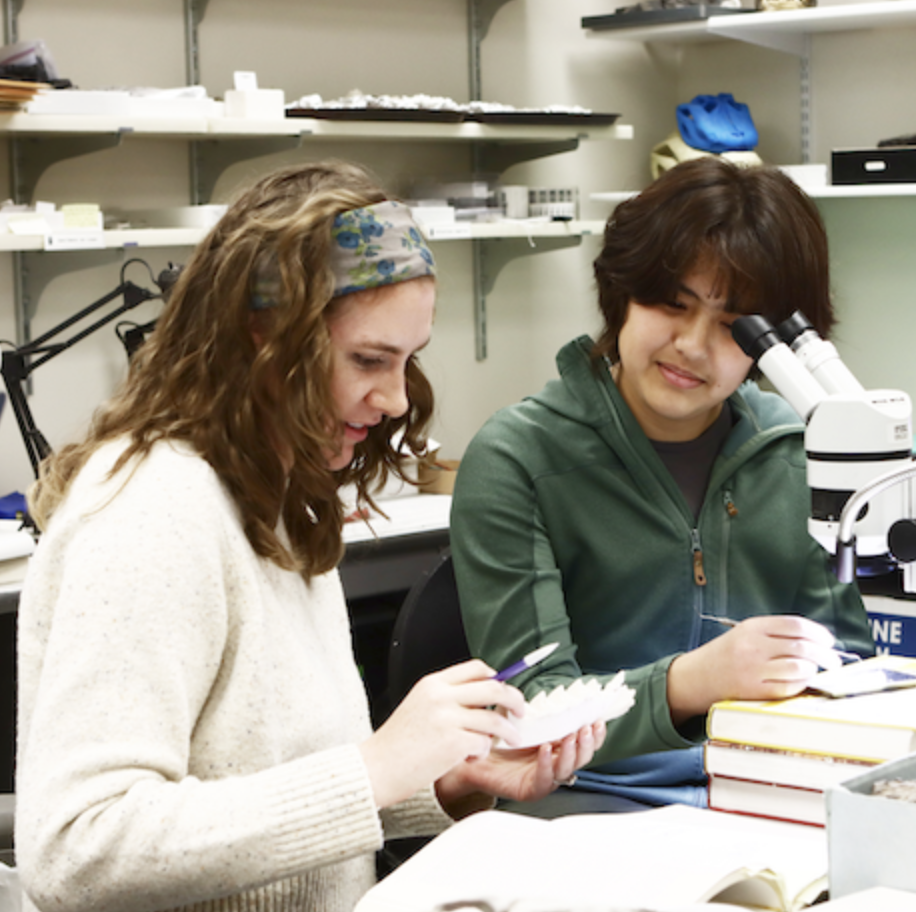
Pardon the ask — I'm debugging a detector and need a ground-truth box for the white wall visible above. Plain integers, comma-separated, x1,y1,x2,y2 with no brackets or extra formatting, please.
1,1,914,497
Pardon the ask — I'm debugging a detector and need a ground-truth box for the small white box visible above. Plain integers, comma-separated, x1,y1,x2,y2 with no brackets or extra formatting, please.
128,96,220,119
409,205,456,227
223,88,285,120
499,185,529,219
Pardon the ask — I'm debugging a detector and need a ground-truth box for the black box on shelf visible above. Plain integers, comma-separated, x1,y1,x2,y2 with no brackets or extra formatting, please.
832,147,916,185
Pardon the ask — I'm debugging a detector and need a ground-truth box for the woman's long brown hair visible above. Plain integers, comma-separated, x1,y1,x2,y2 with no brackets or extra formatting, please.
29,160,435,578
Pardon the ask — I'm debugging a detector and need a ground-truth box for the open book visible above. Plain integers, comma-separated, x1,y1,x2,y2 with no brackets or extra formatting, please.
358,804,827,912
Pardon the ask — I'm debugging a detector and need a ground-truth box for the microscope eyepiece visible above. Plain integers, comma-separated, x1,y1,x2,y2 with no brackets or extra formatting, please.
776,311,814,345
731,314,780,361
731,313,827,420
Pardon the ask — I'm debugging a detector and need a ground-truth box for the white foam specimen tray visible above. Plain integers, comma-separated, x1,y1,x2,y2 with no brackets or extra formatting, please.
497,672,635,749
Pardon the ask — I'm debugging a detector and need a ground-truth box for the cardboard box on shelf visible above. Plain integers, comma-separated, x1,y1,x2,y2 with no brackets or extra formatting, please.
418,459,460,495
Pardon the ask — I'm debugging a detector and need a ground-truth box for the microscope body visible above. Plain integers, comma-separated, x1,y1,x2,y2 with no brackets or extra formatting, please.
733,312,916,591
805,389,912,560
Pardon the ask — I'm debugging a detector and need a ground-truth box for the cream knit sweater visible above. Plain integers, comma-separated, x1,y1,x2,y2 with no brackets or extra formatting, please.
15,439,451,912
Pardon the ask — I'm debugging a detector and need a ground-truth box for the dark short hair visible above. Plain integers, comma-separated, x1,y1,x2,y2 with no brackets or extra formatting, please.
592,158,834,364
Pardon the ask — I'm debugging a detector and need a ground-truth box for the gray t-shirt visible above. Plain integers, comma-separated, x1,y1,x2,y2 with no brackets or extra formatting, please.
650,403,733,520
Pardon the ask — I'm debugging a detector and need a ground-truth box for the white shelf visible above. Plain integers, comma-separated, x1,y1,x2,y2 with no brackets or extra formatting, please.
0,220,608,254
0,113,211,137
592,184,916,204
803,183,916,199
0,228,203,252
585,0,916,53
0,111,633,144
591,191,638,206
423,219,606,240
710,0,916,53
584,17,724,44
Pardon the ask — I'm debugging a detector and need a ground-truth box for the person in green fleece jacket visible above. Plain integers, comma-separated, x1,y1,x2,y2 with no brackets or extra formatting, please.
451,157,875,808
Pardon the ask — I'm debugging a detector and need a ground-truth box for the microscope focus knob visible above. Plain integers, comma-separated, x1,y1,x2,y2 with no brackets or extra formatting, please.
888,520,916,564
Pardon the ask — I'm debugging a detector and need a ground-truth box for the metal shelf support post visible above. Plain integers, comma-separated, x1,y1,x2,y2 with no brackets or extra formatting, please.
473,235,582,361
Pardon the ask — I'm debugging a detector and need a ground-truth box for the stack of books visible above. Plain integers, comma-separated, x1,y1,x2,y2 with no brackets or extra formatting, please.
705,655,916,827
0,78,47,111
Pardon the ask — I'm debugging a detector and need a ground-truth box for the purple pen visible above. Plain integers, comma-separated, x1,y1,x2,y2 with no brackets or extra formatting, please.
493,642,560,682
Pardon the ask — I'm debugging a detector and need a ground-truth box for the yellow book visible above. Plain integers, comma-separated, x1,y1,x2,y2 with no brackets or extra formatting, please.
708,658,916,764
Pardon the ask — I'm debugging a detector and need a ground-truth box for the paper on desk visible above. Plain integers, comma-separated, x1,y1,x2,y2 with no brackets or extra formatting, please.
341,494,451,545
808,654,916,698
0,520,35,562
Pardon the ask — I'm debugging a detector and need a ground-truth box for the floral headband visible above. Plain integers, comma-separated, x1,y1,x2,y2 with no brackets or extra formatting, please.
250,200,436,309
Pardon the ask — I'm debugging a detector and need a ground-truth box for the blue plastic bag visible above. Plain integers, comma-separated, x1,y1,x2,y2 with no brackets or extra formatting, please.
676,93,758,154
0,492,26,520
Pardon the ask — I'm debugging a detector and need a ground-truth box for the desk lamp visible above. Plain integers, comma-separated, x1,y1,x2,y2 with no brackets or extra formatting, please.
0,258,181,480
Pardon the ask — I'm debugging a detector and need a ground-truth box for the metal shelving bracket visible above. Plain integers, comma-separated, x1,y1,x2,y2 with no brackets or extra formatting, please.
3,0,23,44
469,0,514,101
190,135,305,205
11,248,125,358
11,134,123,206
476,137,581,175
184,0,212,88
473,235,582,361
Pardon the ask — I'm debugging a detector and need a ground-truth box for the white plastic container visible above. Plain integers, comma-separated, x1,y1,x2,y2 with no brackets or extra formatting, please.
827,752,916,899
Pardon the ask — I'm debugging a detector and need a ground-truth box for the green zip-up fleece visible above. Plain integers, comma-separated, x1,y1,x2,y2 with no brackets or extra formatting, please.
451,335,874,769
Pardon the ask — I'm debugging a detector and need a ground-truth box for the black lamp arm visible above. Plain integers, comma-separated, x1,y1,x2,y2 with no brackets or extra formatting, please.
1,270,161,479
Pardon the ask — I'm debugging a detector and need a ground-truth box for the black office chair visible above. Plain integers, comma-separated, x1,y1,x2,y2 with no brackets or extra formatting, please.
385,548,470,714
383,551,651,828
377,549,470,879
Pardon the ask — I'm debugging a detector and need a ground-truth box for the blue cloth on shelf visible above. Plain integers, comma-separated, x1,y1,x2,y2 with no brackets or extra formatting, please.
676,93,758,154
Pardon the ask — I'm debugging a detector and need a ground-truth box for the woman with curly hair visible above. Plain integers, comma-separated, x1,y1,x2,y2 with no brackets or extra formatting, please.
15,160,601,912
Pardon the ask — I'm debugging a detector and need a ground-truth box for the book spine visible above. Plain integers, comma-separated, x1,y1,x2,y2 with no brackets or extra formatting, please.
704,741,877,790
707,707,909,764
708,803,825,829
708,775,826,827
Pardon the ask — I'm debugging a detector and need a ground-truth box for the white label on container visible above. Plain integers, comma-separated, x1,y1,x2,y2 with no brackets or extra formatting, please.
425,223,472,240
